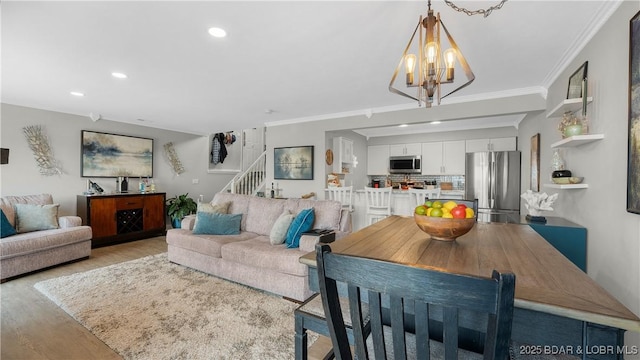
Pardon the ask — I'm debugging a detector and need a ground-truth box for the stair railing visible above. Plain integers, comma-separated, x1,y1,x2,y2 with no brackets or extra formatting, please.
219,151,266,195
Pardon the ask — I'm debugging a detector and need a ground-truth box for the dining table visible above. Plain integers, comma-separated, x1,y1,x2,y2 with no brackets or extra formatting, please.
299,215,640,359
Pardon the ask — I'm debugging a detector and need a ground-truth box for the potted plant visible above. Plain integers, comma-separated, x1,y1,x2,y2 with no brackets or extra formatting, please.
166,193,197,228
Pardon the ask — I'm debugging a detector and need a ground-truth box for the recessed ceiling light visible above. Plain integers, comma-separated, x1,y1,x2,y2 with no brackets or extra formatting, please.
430,121,441,125
398,124,408,127
112,72,128,79
208,27,227,38
70,91,85,97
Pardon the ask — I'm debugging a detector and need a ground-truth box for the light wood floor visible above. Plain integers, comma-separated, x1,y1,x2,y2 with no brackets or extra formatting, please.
1,236,333,360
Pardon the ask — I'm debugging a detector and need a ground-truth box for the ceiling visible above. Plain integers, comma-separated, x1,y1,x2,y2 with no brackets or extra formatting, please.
1,1,619,136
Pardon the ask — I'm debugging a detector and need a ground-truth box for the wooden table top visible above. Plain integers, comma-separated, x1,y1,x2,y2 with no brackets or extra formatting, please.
300,216,640,332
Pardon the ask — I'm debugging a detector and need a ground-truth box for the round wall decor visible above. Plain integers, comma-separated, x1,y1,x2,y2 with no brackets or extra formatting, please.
325,149,334,165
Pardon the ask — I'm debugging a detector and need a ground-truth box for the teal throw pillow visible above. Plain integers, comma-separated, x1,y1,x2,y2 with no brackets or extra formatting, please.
192,212,242,235
14,203,59,233
285,208,315,249
1,210,17,238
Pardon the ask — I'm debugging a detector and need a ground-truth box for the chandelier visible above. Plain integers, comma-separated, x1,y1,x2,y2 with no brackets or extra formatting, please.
389,0,507,108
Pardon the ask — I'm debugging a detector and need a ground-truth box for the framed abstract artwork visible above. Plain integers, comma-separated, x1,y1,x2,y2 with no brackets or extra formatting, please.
274,146,313,180
627,10,640,214
567,61,588,99
531,133,540,192
81,130,153,178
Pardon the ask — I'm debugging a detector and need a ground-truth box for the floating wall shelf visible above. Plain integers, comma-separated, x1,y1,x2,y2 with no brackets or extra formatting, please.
544,183,589,189
550,134,604,148
546,97,593,118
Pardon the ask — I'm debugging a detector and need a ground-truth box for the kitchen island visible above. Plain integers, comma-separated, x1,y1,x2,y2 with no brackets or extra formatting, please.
300,216,640,358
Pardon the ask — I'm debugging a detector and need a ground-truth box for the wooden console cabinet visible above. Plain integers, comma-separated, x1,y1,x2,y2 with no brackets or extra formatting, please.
77,193,166,247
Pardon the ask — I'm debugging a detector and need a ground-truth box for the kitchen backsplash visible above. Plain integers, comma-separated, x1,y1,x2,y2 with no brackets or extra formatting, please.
368,174,465,191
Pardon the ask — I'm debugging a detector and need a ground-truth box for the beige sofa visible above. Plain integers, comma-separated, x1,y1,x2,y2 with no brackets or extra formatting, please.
166,192,351,301
0,194,92,281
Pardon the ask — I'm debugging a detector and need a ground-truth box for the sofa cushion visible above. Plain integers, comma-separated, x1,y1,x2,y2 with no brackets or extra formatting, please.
197,201,230,214
286,208,315,248
285,198,342,231
166,229,260,258
270,211,294,245
221,236,310,276
192,213,242,235
245,196,286,236
14,203,60,233
1,210,17,238
212,193,251,231
0,194,53,228
0,226,92,259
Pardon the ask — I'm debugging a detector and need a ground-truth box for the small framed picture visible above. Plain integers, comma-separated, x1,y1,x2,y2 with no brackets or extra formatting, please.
567,61,588,99
530,133,540,192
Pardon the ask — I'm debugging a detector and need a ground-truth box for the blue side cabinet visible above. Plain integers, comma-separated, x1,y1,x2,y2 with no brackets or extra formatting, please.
525,216,587,272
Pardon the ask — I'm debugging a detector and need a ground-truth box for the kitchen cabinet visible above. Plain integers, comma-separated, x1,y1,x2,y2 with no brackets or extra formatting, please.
421,140,465,175
389,143,421,156
465,137,517,152
367,145,390,175
77,193,166,247
332,137,354,174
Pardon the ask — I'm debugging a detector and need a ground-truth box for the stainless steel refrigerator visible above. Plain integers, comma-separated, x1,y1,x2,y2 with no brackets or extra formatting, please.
465,151,521,223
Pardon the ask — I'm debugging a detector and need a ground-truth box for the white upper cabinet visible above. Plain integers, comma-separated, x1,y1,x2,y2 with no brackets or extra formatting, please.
465,137,517,152
367,145,390,175
389,143,421,156
333,137,354,174
421,140,465,175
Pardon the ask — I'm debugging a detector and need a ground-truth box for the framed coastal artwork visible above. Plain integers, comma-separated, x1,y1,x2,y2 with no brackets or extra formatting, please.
531,133,540,192
274,146,314,180
627,10,640,214
567,61,588,99
81,131,153,178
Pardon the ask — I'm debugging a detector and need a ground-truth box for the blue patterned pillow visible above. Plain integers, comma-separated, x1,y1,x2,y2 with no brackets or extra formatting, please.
285,208,315,249
1,210,17,238
192,212,242,235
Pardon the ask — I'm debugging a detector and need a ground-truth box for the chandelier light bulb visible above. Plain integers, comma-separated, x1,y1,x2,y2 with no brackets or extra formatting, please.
404,54,416,85
425,42,438,75
443,48,457,80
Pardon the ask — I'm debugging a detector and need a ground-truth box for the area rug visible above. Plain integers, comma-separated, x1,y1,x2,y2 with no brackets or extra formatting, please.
34,253,315,359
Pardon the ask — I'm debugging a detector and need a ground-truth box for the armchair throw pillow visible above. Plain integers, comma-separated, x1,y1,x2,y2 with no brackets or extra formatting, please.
192,212,242,235
14,203,59,233
285,208,315,249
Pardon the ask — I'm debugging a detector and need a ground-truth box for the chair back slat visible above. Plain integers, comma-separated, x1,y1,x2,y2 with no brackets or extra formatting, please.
408,188,442,207
316,244,516,360
326,186,354,212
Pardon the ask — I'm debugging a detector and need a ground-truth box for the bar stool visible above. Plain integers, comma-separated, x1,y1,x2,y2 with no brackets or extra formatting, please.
364,186,392,225
325,186,353,212
408,187,441,207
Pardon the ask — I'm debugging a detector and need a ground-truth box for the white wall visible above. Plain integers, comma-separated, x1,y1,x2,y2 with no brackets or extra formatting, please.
518,1,640,349
0,104,235,215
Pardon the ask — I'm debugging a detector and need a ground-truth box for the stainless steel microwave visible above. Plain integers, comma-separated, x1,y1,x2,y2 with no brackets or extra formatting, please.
389,155,422,174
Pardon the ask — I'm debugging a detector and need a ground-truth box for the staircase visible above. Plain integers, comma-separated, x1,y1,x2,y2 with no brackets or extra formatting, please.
220,151,266,195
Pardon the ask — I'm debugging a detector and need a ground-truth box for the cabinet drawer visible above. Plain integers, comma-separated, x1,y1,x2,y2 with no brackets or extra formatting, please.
116,196,144,209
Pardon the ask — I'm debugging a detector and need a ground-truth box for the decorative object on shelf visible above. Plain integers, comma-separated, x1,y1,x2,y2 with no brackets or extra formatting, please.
552,177,583,185
530,133,540,192
22,125,62,176
274,146,313,180
325,149,333,165
327,173,341,187
627,10,640,214
566,61,588,117
389,0,506,108
558,113,588,138
81,130,153,178
163,142,185,175
166,193,197,228
521,190,558,223
551,149,565,171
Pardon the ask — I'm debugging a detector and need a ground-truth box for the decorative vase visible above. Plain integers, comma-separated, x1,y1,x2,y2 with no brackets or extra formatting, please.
551,149,565,171
172,218,182,229
564,124,583,137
